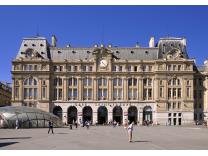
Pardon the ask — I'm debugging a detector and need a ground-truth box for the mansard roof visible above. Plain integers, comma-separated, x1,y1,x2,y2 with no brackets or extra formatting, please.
15,36,190,62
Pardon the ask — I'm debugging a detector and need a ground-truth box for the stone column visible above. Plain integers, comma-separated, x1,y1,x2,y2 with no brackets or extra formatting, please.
63,78,67,101
138,78,142,101
78,77,82,101
93,77,97,101
19,79,23,101
123,77,127,100
38,79,42,100
93,106,97,125
12,78,15,101
108,78,112,101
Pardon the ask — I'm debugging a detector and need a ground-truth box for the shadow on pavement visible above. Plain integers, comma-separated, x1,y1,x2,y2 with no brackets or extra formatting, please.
56,133,69,134
133,140,151,143
0,137,31,140
0,142,19,148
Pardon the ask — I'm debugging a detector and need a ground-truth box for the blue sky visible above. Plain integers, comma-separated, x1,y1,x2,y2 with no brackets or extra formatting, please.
0,6,208,83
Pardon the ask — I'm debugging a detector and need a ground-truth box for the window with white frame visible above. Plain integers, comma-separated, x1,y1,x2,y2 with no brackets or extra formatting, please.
113,78,122,100
98,78,107,100
83,78,92,100
128,78,137,100
68,78,78,100
23,77,38,100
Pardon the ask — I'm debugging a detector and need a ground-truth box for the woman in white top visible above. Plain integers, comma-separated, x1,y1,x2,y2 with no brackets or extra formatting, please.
127,122,134,142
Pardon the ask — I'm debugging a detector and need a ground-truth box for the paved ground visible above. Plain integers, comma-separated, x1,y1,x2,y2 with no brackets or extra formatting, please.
0,125,208,150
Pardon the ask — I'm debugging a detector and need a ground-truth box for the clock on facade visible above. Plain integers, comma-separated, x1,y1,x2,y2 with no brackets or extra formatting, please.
99,59,108,68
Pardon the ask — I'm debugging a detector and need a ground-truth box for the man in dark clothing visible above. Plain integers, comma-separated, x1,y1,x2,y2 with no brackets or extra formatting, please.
48,121,54,134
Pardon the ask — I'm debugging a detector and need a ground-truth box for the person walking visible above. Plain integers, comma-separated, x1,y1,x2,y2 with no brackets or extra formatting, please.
123,119,128,130
127,122,134,142
15,119,19,129
48,120,54,134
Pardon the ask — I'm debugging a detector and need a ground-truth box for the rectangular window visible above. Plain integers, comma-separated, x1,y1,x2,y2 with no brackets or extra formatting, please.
143,89,147,100
128,79,132,86
133,79,137,86
83,65,87,71
68,66,71,71
34,65,37,71
178,102,181,109
133,88,137,99
89,66,93,71
84,88,87,98
74,78,77,86
53,66,57,71
74,66,77,71
178,65,181,71
113,89,117,99
128,90,132,99
58,89,62,99
74,89,77,99
98,89,102,99
149,66,152,71
103,89,107,98
127,65,131,72
187,88,190,97
160,87,163,98
29,88,32,99
134,66,137,72
34,88,37,99
24,88,27,99
112,65,116,71
103,79,107,86
167,65,171,71
173,65,176,71
173,88,176,98
42,87,46,98
168,103,171,111
119,66,122,72
88,89,92,99
69,78,72,86
178,88,181,98
148,89,152,99
29,65,33,71
60,66,63,71
59,78,62,86
68,88,72,99
168,88,171,98
173,102,176,109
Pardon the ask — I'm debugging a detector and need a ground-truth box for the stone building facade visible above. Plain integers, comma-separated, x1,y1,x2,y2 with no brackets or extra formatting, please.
0,81,12,107
11,35,208,125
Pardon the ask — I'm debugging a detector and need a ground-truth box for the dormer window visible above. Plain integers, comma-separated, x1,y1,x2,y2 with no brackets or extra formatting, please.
24,44,28,47
72,50,76,54
41,52,45,54
116,51,119,54
145,51,149,55
130,51,134,54
87,51,90,54
32,44,36,47
58,51,62,54
40,44,44,47
25,49,33,57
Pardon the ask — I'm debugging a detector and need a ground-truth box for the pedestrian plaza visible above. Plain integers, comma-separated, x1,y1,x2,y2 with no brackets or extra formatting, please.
1,125,208,150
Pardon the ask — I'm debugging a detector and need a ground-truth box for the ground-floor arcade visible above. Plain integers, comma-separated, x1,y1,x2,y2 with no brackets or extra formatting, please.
52,102,193,126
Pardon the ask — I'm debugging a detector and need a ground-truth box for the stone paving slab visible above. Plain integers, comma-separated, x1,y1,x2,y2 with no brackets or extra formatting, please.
0,125,208,150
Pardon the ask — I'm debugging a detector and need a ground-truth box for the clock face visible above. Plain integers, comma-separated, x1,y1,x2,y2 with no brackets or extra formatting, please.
99,59,108,68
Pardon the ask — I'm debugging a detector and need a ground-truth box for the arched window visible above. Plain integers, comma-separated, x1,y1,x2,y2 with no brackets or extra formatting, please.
98,78,107,100
113,78,122,100
23,77,38,100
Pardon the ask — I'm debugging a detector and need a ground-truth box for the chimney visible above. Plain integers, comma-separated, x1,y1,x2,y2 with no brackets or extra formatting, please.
51,35,57,47
135,42,140,48
149,36,155,48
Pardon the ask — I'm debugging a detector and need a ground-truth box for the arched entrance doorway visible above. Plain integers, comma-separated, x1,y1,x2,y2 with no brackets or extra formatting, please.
53,106,63,120
67,106,77,124
128,106,138,124
83,106,93,123
113,106,123,124
143,106,152,122
97,106,108,124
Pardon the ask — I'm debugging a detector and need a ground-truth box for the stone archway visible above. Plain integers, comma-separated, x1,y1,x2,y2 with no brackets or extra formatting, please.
83,106,93,123
128,106,138,124
113,106,123,124
53,106,63,120
97,106,108,125
67,106,78,124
